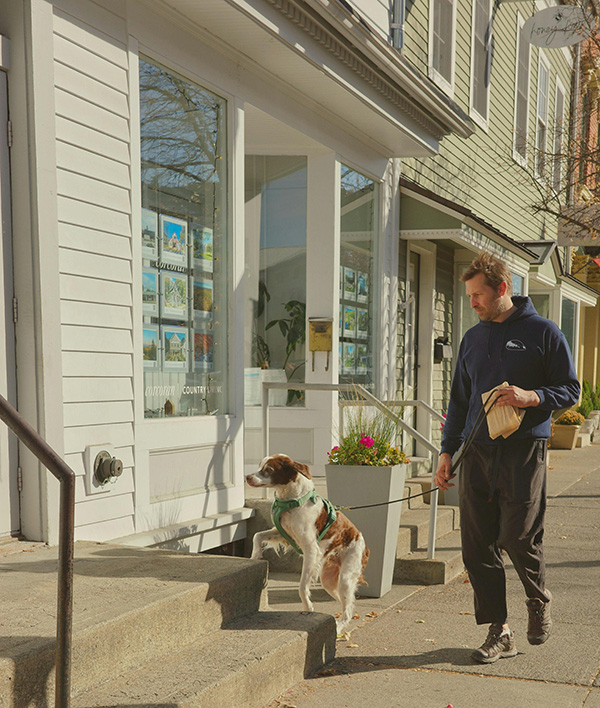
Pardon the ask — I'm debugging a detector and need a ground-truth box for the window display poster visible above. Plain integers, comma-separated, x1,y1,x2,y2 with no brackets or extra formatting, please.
143,323,159,369
142,267,159,316
162,325,189,370
357,271,369,303
342,342,356,374
142,208,158,260
194,279,213,318
357,344,368,374
192,223,214,272
357,308,368,339
194,331,214,370
160,214,188,266
343,305,356,338
339,266,343,296
161,272,188,320
343,267,356,300
339,303,343,336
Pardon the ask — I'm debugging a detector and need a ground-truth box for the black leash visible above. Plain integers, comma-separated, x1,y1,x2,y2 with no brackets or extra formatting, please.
337,390,500,512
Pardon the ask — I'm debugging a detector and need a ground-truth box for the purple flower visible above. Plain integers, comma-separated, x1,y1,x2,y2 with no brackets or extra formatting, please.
359,436,374,448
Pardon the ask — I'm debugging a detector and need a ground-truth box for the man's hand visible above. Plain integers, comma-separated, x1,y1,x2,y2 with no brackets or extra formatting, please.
494,386,540,408
434,452,455,490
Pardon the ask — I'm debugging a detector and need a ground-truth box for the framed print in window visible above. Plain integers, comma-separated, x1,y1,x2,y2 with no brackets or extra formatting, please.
357,272,369,303
142,267,159,317
357,308,368,339
143,324,160,370
194,330,214,371
193,278,213,319
142,208,158,260
343,267,357,300
342,342,356,374
343,305,356,338
161,272,188,320
356,344,368,374
162,325,189,370
160,214,188,266
191,222,214,272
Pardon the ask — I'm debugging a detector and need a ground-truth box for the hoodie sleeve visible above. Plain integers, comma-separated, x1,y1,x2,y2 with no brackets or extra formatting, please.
440,339,471,456
532,326,580,411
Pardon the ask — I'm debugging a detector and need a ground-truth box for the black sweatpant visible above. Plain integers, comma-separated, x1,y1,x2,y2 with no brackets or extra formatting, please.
458,439,550,625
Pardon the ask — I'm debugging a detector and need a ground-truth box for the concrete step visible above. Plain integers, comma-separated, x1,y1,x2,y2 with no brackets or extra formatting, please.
0,541,332,708
396,504,460,557
72,610,334,708
395,528,464,585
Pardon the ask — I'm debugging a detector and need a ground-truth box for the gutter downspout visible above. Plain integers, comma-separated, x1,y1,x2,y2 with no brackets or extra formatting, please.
391,0,405,50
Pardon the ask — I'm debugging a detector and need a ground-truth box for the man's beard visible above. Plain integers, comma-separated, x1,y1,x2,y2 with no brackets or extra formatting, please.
478,297,507,321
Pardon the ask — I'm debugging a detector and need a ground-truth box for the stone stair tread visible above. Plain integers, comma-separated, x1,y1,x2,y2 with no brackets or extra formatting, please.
71,610,335,708
395,529,464,585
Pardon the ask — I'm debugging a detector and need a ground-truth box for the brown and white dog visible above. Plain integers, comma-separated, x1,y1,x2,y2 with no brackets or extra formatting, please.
246,454,369,635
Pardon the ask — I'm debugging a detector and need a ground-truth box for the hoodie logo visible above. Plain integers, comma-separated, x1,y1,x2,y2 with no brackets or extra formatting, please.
506,339,526,351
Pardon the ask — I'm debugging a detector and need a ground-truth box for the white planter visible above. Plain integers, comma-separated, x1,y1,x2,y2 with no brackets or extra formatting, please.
325,464,407,598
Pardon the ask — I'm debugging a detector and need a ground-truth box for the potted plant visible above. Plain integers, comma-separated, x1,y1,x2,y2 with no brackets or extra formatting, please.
550,410,585,450
325,404,410,598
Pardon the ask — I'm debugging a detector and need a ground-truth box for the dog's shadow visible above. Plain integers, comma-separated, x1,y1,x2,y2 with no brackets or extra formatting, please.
331,647,482,672
266,582,335,606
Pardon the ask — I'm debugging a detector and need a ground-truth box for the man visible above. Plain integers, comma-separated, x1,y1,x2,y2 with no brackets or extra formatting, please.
435,251,579,664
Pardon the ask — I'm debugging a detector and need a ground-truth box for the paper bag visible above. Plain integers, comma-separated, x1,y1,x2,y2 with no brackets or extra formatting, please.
482,382,526,440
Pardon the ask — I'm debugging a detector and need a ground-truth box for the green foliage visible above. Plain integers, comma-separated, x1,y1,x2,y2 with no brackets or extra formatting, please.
578,397,593,418
328,398,410,466
555,410,585,426
577,379,600,418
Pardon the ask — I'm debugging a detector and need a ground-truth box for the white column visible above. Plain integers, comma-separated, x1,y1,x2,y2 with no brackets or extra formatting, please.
305,152,340,475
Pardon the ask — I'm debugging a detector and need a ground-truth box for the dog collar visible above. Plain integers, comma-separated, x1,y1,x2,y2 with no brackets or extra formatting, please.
271,490,337,555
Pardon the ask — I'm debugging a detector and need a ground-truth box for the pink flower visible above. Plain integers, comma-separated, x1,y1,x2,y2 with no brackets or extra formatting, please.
332,446,339,451
359,436,374,448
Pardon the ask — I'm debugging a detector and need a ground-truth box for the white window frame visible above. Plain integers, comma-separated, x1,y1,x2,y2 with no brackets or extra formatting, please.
535,51,551,179
428,0,457,97
512,13,531,167
552,77,566,196
470,0,492,131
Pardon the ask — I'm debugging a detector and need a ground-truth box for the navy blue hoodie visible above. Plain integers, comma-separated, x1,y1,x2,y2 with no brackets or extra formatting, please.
441,296,580,456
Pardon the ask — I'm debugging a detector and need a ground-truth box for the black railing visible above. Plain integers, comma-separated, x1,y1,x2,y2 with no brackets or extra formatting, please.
0,393,75,708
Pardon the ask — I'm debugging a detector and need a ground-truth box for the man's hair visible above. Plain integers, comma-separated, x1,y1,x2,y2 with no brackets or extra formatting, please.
460,251,513,295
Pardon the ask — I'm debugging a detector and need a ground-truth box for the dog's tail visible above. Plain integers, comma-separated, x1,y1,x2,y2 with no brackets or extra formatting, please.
358,543,370,585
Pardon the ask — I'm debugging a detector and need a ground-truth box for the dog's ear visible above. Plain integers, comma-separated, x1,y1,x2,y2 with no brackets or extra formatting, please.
293,461,312,479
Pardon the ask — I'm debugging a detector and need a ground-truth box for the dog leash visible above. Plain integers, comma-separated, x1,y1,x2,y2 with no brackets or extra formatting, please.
337,390,500,512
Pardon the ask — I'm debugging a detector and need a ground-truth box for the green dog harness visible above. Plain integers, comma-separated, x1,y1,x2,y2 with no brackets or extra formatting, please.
271,489,337,555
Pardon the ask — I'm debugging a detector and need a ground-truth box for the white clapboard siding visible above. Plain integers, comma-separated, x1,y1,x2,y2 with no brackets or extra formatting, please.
59,224,131,260
62,352,133,378
55,62,128,118
57,170,131,214
54,34,128,93
54,1,128,45
74,469,135,504
64,423,133,454
61,325,132,354
64,401,134,428
58,195,130,236
74,492,135,527
75,515,135,543
60,274,131,306
61,301,132,330
56,117,129,164
57,141,130,187
55,89,129,141
64,376,133,404
59,248,131,282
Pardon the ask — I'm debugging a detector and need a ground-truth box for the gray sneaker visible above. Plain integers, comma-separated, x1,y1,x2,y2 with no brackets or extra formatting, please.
472,623,518,664
526,590,552,645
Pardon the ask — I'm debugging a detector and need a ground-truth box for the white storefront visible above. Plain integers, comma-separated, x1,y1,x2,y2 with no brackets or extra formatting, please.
0,0,472,548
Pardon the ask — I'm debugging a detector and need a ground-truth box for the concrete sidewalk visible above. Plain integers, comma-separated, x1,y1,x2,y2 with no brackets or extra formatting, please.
264,441,600,708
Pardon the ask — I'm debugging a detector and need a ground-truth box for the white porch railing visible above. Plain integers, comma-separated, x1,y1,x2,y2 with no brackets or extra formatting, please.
260,382,445,559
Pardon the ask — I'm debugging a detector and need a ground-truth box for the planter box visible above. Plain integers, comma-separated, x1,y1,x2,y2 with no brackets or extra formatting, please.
325,464,407,598
550,424,580,450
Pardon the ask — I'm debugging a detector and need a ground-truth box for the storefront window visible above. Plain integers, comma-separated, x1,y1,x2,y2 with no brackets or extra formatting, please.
244,156,307,406
139,58,228,418
339,166,378,389
561,297,576,354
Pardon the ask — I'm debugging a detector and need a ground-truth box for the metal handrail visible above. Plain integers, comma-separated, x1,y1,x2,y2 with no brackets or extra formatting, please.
0,393,74,708
260,382,441,559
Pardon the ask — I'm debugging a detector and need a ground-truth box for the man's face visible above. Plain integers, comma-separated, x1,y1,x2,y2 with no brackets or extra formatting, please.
465,273,505,322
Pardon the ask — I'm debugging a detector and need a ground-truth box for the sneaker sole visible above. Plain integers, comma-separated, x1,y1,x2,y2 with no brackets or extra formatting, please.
527,632,550,646
472,648,518,664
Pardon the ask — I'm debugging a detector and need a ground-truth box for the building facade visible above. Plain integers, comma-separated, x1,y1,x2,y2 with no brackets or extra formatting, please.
0,0,473,546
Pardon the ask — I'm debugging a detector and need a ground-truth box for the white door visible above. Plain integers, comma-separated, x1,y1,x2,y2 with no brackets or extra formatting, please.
0,70,19,537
